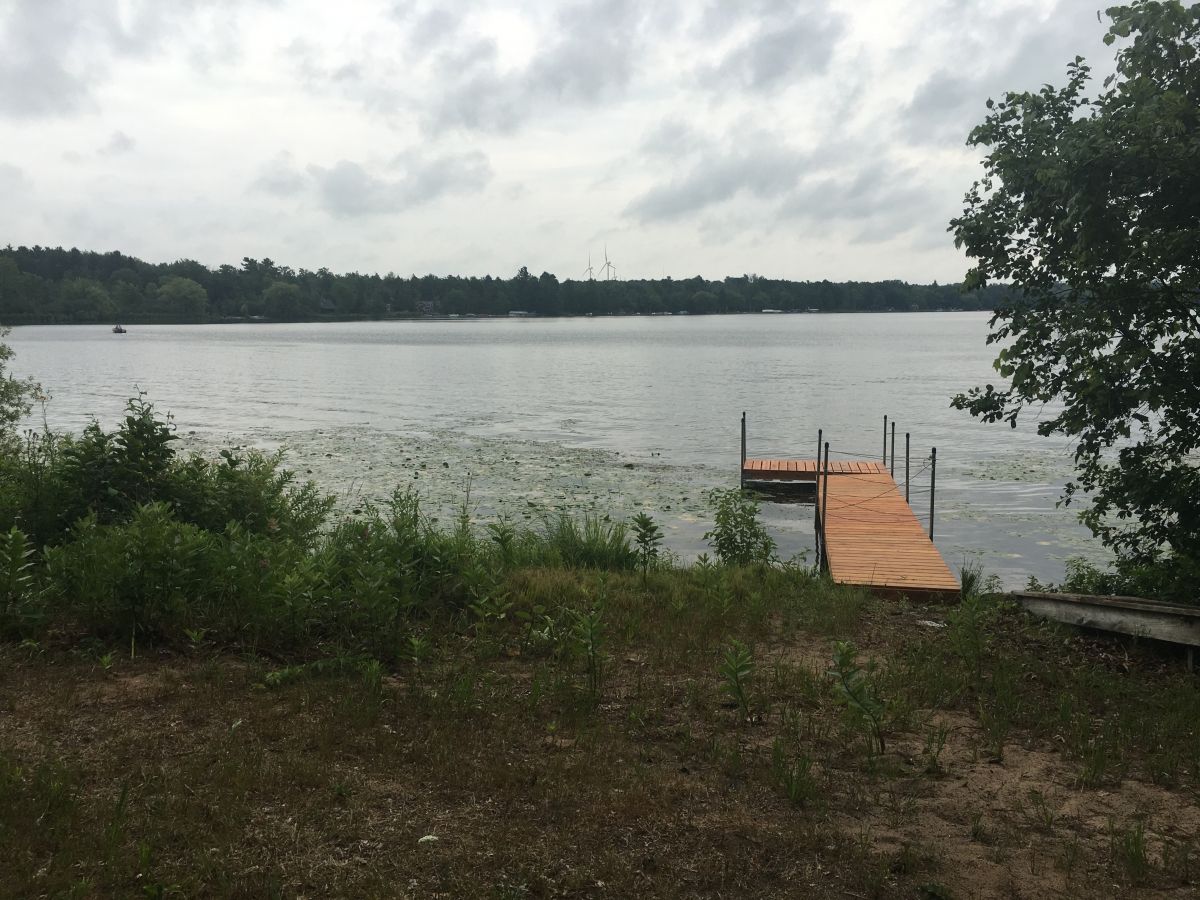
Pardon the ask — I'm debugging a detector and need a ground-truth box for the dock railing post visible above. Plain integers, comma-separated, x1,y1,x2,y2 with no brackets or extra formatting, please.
905,433,910,503
882,415,888,464
740,412,746,488
813,428,823,559
929,447,937,540
820,441,831,572
890,421,896,478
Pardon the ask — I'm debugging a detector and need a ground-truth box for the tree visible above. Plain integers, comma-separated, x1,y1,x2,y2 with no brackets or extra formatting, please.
263,281,304,321
155,276,208,320
0,328,38,439
950,1,1200,592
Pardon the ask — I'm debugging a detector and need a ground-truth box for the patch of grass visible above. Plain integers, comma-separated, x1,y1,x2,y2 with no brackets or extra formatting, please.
1109,818,1150,885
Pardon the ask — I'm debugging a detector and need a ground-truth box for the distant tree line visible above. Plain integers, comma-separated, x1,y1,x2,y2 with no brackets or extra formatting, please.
0,246,1009,325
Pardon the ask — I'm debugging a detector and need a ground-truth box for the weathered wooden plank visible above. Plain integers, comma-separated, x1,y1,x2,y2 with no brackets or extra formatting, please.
1011,591,1200,648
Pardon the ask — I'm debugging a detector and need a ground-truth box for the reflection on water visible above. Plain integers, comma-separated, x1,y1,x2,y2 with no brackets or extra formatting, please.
8,313,1106,587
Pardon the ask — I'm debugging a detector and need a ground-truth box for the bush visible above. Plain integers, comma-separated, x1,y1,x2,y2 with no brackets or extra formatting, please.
166,448,332,545
45,504,218,649
56,395,178,527
704,489,776,567
0,396,333,549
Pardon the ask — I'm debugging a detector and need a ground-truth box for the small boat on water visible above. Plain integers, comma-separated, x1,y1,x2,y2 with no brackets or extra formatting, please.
112,324,127,334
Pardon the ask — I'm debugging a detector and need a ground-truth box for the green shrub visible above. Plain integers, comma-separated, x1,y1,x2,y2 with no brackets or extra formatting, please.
1,396,333,550
703,488,775,567
57,396,178,528
631,512,664,581
45,504,217,650
167,448,332,544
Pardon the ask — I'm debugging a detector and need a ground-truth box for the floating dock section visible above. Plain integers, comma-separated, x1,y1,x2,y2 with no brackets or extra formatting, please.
741,414,960,601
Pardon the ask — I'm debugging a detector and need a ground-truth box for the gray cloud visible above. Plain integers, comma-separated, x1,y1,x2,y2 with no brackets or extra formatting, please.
405,7,462,57
626,110,944,248
638,118,711,159
251,152,308,197
699,9,845,93
284,37,407,115
0,1,96,117
0,0,268,119
900,0,1110,144
779,163,940,244
98,130,135,156
0,162,32,197
625,131,811,223
307,150,492,217
426,0,654,134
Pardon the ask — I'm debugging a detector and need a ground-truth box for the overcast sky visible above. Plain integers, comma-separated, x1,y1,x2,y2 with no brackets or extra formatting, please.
1,0,1113,282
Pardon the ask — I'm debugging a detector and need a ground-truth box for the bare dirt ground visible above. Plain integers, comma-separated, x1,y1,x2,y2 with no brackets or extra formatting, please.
2,588,1197,898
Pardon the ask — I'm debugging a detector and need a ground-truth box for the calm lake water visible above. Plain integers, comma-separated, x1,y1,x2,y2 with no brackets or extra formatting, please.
7,314,1106,586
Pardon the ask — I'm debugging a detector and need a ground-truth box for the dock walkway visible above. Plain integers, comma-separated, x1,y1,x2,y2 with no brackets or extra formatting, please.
741,457,959,600
818,468,959,600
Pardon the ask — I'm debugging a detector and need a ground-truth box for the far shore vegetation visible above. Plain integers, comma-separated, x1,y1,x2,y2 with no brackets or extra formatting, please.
0,245,1010,325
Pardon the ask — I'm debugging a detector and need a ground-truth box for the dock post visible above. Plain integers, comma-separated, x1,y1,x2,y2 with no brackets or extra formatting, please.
820,441,831,572
813,428,823,557
882,415,888,464
890,421,896,478
905,433,910,503
929,447,937,540
740,412,746,488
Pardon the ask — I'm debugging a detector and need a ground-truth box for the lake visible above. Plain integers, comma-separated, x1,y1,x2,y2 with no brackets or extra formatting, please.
6,313,1106,587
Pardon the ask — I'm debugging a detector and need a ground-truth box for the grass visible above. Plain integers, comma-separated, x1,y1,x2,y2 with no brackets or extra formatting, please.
2,565,1198,898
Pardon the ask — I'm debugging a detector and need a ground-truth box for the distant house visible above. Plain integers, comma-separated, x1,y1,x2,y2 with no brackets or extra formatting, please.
416,300,436,315
508,310,535,317
319,297,337,313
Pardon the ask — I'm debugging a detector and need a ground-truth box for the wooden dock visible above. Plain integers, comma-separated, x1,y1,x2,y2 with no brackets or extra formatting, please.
816,467,959,600
739,414,959,600
742,458,960,600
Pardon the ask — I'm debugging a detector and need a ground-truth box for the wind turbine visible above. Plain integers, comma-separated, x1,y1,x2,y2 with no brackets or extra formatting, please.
599,246,616,281
583,252,595,281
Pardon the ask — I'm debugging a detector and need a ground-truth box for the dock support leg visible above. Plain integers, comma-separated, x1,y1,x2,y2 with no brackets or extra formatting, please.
813,427,822,562
929,447,937,540
820,441,831,573
905,433,910,503
883,415,888,465
890,421,896,478
740,412,746,488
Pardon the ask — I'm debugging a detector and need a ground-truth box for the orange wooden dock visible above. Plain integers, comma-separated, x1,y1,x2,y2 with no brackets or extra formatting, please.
742,457,960,600
741,459,887,481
